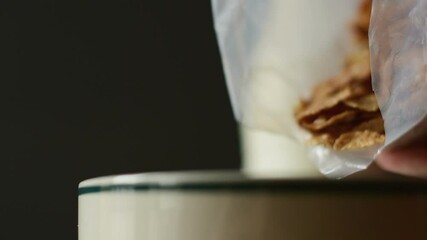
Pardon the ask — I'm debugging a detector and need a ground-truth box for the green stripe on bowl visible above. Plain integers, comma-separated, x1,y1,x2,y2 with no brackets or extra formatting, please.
79,181,427,195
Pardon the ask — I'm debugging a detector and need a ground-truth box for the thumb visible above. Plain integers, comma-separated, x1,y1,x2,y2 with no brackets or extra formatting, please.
376,144,427,179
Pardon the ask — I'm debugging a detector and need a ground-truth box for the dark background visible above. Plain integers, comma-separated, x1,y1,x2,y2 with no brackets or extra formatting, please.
1,0,240,239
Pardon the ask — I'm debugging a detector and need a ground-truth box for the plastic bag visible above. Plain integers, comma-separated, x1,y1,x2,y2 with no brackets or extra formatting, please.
212,0,427,178
370,0,427,150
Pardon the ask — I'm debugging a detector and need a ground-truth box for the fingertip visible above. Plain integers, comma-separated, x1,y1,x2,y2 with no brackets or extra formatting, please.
375,148,427,179
375,150,401,173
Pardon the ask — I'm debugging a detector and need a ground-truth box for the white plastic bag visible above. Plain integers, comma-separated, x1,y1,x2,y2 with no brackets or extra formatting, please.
212,0,366,178
370,0,427,150
212,0,427,178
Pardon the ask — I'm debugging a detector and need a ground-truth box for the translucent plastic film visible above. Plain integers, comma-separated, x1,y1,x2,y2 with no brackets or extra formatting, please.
212,0,427,178
212,0,359,134
370,0,427,149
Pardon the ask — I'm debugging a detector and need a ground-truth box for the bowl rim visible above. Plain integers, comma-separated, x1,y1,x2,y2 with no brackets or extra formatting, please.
78,170,427,196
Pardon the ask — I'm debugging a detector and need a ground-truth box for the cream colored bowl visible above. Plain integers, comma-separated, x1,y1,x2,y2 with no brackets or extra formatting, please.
79,171,427,240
